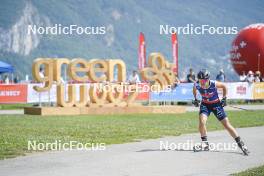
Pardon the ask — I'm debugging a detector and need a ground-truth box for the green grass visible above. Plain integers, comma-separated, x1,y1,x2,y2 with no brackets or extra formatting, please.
232,165,264,176
0,101,262,110
0,104,32,110
1,111,264,159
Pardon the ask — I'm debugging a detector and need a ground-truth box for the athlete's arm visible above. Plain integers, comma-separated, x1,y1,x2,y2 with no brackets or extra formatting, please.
215,81,227,98
193,84,197,99
192,84,200,107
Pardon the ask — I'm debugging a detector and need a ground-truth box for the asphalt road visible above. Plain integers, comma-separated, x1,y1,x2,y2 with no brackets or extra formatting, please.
0,126,264,176
0,110,23,115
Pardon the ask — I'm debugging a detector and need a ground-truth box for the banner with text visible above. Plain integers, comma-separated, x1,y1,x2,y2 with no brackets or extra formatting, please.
0,82,263,104
150,82,258,102
0,84,27,103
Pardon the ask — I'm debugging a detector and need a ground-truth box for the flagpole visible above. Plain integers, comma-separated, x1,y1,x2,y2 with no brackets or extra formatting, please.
258,53,260,71
171,32,178,75
138,32,146,70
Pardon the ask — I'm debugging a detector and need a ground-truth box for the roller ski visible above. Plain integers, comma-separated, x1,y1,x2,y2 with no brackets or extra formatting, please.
236,138,250,156
193,142,210,152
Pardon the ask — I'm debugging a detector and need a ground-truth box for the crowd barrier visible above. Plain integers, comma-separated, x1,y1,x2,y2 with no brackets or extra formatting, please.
151,82,264,102
0,82,264,104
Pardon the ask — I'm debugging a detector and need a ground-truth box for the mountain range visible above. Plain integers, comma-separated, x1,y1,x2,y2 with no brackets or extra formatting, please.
0,0,263,81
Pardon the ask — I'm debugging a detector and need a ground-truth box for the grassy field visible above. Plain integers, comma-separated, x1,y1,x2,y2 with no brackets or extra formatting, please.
0,111,264,159
0,103,32,110
232,165,264,176
0,101,263,110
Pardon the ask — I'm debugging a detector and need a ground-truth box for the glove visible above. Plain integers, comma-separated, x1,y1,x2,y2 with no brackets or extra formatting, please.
192,99,200,107
221,97,227,107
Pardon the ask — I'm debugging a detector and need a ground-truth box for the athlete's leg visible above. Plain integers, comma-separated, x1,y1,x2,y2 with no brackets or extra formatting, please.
193,113,209,151
199,113,208,137
219,115,249,155
195,103,211,151
220,118,238,138
199,103,210,138
212,104,238,138
193,113,210,151
214,106,240,139
211,104,249,155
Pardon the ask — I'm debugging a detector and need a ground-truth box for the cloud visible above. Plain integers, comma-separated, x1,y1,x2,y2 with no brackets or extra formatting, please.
104,24,115,47
206,58,216,65
111,10,122,21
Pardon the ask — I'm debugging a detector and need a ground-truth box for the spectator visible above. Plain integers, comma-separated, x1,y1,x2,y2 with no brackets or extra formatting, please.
254,71,264,103
244,71,255,104
13,76,19,84
39,67,45,78
128,70,140,84
173,73,180,88
239,71,247,82
246,71,254,83
254,71,263,82
216,69,226,82
3,75,9,84
187,68,196,83
25,74,29,82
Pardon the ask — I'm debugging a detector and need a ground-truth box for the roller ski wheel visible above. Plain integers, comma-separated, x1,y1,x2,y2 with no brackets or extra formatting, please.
238,141,249,156
193,143,210,152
